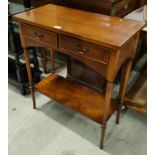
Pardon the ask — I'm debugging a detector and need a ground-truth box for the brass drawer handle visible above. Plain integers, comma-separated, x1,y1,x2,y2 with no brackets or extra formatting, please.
75,45,89,55
78,51,85,55
82,48,89,53
34,31,44,40
75,44,81,51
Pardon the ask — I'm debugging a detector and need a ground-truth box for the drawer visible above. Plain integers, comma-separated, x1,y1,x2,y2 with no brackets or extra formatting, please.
60,35,109,64
22,24,57,47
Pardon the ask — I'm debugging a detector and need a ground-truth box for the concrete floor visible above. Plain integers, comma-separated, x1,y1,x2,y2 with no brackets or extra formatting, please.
8,67,147,155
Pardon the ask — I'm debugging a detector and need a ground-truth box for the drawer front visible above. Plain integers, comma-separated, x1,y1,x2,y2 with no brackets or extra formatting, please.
60,35,109,64
22,24,57,47
113,0,136,17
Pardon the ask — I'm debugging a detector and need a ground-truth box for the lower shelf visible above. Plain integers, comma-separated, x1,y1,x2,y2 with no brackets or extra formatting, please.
34,74,117,124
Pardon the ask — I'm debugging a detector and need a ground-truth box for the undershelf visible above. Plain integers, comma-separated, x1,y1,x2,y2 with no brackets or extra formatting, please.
34,74,117,124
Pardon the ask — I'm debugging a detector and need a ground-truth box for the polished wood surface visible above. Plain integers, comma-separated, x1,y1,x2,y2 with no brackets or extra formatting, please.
22,24,58,47
9,0,145,88
13,4,144,49
60,35,109,64
35,74,117,123
67,59,106,92
13,4,144,148
116,59,133,124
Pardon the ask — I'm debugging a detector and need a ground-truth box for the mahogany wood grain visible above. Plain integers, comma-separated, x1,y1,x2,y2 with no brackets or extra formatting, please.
100,81,114,148
34,74,117,124
116,59,132,124
13,4,145,149
13,4,144,49
22,24,58,48
9,0,141,84
116,32,140,124
60,35,110,65
58,46,108,78
23,48,36,109
19,24,36,109
66,59,106,93
50,48,55,73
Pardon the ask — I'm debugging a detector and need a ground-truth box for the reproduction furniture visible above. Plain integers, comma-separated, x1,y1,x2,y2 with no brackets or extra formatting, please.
9,0,146,86
8,2,42,95
9,0,139,77
13,4,144,148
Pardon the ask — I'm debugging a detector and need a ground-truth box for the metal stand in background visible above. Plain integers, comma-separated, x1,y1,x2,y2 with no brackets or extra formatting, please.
8,1,42,95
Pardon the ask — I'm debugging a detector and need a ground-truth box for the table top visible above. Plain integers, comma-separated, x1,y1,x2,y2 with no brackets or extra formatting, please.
13,4,145,49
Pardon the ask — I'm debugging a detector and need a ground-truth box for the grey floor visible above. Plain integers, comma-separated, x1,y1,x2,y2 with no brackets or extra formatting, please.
8,67,147,155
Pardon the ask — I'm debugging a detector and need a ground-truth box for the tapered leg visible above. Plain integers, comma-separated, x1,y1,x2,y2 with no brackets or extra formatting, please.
100,82,113,149
116,101,122,124
116,64,126,124
23,48,36,109
116,59,132,124
100,123,107,149
50,48,55,74
40,48,47,73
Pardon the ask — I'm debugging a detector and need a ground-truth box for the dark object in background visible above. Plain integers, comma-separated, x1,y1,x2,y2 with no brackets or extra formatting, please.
8,2,42,95
8,56,41,95
22,0,31,9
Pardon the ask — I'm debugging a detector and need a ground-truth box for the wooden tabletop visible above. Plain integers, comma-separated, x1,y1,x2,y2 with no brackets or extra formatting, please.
13,4,145,49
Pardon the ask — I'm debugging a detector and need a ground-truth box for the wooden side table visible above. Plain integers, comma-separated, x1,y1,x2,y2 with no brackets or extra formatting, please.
13,4,144,148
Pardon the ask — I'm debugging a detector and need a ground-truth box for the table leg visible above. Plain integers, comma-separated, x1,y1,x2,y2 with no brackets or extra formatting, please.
50,48,55,74
23,48,36,109
100,81,113,149
40,47,47,73
116,59,132,124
